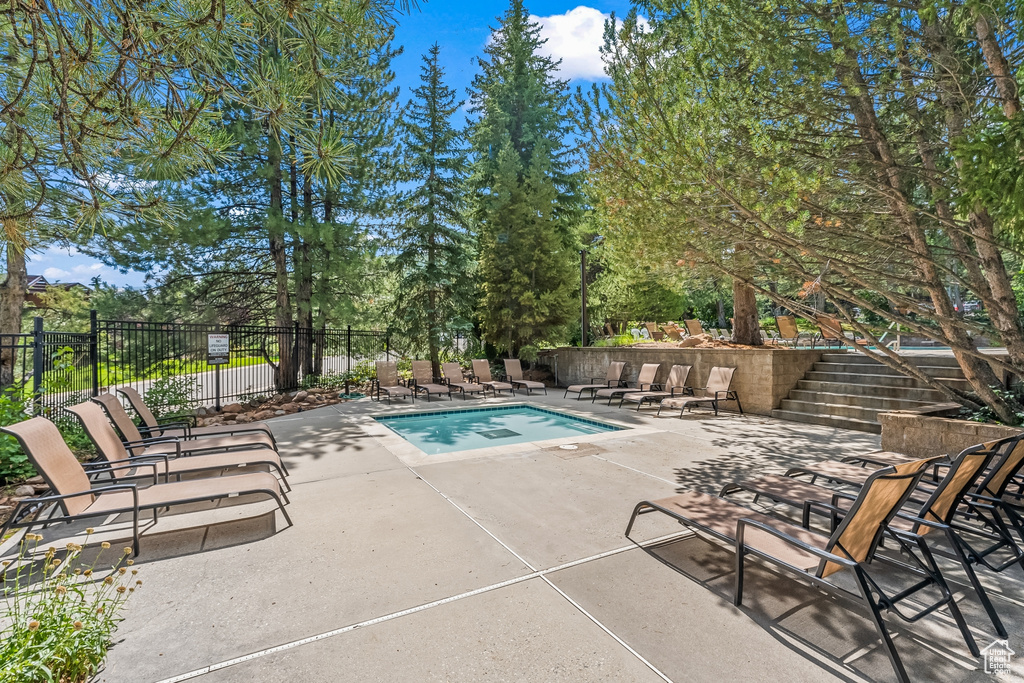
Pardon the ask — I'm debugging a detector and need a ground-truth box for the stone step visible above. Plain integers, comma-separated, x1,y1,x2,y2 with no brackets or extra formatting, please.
812,362,966,380
820,352,965,369
779,399,886,423
796,380,947,402
787,390,934,412
804,371,971,390
770,409,882,434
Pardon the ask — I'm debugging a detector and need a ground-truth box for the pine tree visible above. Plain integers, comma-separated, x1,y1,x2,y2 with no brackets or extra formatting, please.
394,45,474,376
468,0,581,357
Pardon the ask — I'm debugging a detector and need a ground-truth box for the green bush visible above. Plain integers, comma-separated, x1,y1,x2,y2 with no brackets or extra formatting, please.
0,388,33,484
0,534,140,683
143,376,199,419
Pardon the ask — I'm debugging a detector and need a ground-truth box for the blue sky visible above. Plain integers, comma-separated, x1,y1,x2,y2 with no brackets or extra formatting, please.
32,1,638,288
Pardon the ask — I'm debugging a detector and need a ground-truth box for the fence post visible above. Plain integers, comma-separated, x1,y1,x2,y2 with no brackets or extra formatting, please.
214,323,222,411
345,324,352,396
292,321,299,388
89,309,99,397
385,332,390,361
32,316,43,414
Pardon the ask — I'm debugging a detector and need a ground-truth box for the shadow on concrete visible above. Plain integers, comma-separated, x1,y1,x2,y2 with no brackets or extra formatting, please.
643,535,983,682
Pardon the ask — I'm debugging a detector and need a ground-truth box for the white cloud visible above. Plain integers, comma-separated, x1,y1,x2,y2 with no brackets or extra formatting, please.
531,6,647,81
42,263,104,281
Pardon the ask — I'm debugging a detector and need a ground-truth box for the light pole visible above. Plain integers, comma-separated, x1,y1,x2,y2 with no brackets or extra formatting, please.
580,249,587,348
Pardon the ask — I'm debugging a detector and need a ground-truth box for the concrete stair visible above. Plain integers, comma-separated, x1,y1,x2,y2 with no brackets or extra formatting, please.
771,353,965,433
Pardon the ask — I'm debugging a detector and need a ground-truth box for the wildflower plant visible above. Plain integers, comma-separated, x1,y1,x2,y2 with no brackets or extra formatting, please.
0,531,140,683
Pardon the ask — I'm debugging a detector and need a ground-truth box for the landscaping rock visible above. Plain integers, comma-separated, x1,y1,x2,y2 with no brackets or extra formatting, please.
273,394,287,404
234,414,253,424
222,403,243,414
274,410,286,416
31,484,49,493
293,390,309,402
25,476,44,484
196,407,208,416
253,410,275,421
13,485,34,497
280,402,300,413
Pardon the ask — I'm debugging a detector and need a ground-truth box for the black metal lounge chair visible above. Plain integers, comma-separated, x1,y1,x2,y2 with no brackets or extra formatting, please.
0,417,292,557
626,457,976,683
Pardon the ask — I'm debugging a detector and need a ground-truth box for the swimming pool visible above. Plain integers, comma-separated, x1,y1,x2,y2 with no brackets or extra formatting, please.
374,405,624,455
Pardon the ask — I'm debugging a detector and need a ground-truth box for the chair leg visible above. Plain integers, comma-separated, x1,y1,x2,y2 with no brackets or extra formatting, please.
915,536,979,656
854,568,910,683
947,529,1007,637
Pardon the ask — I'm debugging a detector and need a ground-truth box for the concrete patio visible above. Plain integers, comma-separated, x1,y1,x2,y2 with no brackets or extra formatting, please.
13,392,1024,682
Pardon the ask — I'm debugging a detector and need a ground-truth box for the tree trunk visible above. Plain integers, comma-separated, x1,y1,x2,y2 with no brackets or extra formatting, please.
732,277,761,346
0,244,27,387
294,155,314,378
267,129,295,391
831,27,1012,421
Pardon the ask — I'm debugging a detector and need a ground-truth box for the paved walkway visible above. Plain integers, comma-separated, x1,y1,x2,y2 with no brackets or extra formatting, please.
13,393,1024,682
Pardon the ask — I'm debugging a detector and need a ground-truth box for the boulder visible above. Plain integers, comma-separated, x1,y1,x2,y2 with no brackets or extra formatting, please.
25,476,44,484
222,403,243,414
272,394,286,404
253,410,275,421
31,483,49,493
293,390,309,402
281,403,300,413
196,407,208,417
677,337,703,348
13,485,35,497
306,387,324,394
274,410,287,416
235,414,253,424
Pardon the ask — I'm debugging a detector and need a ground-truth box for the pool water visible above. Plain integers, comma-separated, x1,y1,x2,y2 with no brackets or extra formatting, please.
375,405,623,455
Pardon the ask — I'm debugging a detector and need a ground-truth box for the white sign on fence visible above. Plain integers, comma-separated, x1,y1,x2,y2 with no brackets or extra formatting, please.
207,333,230,365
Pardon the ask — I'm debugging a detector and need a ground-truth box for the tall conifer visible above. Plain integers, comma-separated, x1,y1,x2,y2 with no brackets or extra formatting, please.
468,0,581,356
394,45,474,375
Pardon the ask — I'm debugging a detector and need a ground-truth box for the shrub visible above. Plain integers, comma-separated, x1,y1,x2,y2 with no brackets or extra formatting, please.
0,388,33,484
143,376,199,419
0,534,141,683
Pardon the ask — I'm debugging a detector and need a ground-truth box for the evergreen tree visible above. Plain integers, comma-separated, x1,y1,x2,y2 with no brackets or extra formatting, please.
468,0,581,356
394,45,474,376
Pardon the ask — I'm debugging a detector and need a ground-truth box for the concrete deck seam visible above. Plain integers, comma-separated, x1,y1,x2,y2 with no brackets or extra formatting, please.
588,454,680,487
150,533,691,683
405,462,677,683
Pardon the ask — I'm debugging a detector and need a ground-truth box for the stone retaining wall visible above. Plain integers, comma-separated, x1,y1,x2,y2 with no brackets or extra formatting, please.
541,346,826,415
879,411,1021,457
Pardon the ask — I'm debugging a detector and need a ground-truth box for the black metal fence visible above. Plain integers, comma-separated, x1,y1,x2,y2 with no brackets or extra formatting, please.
0,318,96,417
96,318,390,408
0,312,389,414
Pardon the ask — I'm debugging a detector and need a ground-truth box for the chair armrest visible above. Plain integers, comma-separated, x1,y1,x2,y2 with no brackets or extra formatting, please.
84,458,163,485
736,518,855,570
123,436,182,457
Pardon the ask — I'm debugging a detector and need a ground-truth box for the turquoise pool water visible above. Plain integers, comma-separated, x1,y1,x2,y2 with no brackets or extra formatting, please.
375,405,623,455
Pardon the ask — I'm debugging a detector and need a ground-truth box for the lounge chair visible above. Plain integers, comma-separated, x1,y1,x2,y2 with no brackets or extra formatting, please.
592,363,660,405
619,364,691,410
0,417,291,557
372,361,413,404
683,319,704,337
657,366,742,416
815,315,867,348
410,361,452,401
626,458,978,683
775,315,813,347
720,437,1024,638
66,401,290,492
472,360,515,397
92,393,275,456
563,361,626,400
503,359,546,395
663,324,684,341
642,322,664,340
117,386,275,444
442,362,485,399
